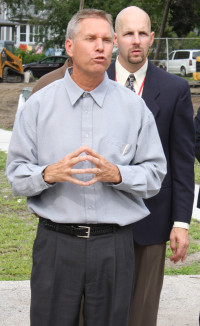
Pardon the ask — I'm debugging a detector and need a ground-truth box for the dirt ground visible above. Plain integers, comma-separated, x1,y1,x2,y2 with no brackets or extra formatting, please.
0,80,200,129
0,81,36,129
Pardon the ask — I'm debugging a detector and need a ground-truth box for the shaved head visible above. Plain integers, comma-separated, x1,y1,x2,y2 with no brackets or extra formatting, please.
114,6,154,72
115,6,151,33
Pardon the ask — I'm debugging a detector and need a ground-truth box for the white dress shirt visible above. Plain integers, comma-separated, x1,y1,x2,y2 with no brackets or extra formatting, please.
115,58,147,97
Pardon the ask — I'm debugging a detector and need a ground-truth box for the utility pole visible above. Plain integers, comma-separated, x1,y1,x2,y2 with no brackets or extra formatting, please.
154,0,172,61
79,0,84,10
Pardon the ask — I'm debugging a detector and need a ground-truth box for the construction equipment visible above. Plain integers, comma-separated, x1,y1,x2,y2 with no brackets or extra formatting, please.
0,41,24,82
193,56,200,81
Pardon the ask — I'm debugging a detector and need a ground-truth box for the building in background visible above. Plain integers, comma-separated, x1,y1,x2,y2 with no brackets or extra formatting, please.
0,1,45,51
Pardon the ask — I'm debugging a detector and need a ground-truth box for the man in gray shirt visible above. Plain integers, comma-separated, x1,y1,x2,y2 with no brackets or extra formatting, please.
6,9,166,326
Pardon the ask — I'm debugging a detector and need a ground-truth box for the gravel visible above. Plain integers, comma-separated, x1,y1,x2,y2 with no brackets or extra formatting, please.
0,276,200,326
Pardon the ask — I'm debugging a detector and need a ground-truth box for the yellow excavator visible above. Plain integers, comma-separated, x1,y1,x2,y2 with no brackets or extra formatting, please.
0,41,24,82
193,56,200,81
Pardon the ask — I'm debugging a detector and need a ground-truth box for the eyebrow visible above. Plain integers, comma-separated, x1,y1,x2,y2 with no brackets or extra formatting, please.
85,33,113,40
122,29,148,35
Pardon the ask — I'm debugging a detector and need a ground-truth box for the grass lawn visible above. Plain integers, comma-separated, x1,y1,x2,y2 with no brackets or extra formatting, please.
0,150,200,280
0,151,37,280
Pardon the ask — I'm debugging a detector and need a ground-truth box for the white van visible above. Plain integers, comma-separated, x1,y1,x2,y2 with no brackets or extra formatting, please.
167,49,200,76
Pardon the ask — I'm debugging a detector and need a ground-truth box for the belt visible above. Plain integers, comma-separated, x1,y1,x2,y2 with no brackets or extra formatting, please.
39,217,116,238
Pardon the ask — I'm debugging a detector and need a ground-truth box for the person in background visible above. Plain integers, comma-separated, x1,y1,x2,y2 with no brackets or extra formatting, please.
6,8,166,326
106,6,195,326
32,57,72,94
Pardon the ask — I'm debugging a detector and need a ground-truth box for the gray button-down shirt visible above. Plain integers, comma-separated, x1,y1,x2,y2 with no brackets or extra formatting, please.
6,69,166,226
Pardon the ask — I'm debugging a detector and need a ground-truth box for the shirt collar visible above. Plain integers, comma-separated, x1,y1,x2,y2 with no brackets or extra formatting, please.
115,57,148,90
63,67,110,108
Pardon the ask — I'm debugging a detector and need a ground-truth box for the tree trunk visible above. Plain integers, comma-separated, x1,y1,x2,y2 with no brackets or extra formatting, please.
154,0,172,61
79,0,84,10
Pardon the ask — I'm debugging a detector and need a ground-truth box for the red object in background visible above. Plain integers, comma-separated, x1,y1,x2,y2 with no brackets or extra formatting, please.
19,44,27,52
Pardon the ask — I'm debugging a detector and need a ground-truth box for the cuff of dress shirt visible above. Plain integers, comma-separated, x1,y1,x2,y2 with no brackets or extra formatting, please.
173,222,189,230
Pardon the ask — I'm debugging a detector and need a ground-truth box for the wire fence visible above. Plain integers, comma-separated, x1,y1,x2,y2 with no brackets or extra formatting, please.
149,37,200,71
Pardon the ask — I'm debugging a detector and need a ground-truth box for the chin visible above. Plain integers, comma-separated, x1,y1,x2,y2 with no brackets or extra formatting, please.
93,63,108,72
129,57,144,65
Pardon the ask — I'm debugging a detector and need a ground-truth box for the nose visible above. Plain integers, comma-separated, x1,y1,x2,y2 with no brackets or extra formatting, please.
95,38,104,51
132,33,140,45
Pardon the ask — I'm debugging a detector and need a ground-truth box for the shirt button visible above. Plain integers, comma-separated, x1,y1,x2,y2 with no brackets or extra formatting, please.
85,134,89,138
88,206,93,209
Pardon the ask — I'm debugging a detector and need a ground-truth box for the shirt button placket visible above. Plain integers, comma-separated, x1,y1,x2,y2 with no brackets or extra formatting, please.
82,92,97,223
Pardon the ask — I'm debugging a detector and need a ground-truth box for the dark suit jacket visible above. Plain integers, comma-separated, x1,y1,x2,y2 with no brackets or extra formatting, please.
107,60,195,245
194,107,200,208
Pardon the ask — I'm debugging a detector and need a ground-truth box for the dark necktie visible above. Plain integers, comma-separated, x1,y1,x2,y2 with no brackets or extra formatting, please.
126,74,135,92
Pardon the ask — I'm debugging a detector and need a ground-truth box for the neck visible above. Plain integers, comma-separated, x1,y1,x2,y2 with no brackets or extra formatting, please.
71,67,105,91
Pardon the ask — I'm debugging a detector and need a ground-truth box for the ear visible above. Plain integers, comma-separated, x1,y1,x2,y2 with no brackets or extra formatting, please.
65,39,73,58
113,33,118,47
149,31,155,48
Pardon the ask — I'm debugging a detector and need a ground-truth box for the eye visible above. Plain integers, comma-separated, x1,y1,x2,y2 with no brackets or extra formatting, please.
104,38,112,43
86,36,95,41
124,32,133,36
140,32,148,36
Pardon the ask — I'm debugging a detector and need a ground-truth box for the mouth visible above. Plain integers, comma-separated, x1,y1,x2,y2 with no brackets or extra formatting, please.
93,56,106,63
130,49,142,55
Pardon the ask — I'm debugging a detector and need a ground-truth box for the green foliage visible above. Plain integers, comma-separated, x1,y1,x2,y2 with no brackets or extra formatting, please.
14,48,46,64
0,151,7,169
85,0,167,35
28,0,81,48
169,0,200,37
194,158,200,184
0,0,177,48
181,32,200,49
3,0,200,48
1,214,38,280
165,262,200,275
189,219,200,240
22,52,46,64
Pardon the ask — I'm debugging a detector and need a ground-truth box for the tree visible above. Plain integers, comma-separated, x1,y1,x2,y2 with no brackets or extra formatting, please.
154,0,172,61
2,0,199,49
29,0,80,48
169,0,200,37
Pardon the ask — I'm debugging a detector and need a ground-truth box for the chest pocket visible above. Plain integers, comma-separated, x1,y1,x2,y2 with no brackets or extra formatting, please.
99,136,135,165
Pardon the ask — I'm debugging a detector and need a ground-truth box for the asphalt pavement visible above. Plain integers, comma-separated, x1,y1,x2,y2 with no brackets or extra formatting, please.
0,128,200,326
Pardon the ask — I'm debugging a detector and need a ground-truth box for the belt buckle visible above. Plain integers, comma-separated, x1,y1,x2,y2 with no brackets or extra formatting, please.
77,226,91,238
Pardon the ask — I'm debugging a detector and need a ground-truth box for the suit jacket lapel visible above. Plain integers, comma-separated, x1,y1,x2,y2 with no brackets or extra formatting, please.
142,61,160,119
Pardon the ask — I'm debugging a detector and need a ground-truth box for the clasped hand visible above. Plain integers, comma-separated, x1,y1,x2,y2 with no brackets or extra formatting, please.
43,145,121,186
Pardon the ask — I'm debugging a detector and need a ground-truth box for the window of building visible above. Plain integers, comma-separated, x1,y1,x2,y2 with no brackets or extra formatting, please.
20,25,26,42
29,25,34,42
